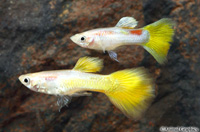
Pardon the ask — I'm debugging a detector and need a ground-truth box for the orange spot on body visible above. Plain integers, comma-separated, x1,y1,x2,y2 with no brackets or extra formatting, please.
129,30,143,35
45,76,57,81
94,31,114,36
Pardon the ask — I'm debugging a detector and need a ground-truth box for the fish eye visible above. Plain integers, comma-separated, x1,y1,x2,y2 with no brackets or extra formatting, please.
81,36,85,41
24,78,30,84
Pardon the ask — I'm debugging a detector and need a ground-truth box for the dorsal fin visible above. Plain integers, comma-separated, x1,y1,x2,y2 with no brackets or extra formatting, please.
115,17,138,29
73,57,103,72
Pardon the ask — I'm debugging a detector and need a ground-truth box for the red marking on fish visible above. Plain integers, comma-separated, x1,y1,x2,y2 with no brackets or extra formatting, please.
89,38,94,46
32,85,39,92
45,76,57,81
129,30,142,35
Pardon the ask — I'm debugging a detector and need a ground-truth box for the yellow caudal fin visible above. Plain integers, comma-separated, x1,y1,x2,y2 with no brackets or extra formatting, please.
106,68,155,119
73,56,103,72
143,18,175,64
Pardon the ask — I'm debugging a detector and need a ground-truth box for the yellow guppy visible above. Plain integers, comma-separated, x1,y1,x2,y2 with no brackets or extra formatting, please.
19,57,155,118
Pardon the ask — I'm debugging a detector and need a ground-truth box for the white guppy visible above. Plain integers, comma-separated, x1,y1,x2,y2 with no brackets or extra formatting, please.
70,17,175,64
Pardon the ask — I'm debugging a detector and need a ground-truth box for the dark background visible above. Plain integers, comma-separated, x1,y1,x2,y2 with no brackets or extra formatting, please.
0,0,200,131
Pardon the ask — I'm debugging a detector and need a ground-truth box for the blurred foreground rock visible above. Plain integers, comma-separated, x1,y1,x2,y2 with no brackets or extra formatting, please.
0,0,200,131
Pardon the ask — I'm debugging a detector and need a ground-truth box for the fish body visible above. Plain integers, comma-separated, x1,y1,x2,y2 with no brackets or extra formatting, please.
19,57,155,118
19,70,110,95
70,17,175,64
71,27,149,51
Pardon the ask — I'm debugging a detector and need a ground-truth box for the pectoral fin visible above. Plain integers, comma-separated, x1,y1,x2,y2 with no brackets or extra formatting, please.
108,51,119,62
116,17,138,29
57,95,71,111
73,57,103,72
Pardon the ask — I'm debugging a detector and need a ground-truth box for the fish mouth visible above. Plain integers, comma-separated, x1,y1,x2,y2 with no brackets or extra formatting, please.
70,34,82,45
70,35,77,44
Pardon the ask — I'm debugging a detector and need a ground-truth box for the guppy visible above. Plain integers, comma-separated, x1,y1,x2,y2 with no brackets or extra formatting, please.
70,17,175,64
19,57,155,118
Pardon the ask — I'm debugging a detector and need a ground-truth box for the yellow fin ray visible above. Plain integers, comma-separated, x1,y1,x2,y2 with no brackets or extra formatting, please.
106,68,155,119
143,18,175,64
73,57,103,72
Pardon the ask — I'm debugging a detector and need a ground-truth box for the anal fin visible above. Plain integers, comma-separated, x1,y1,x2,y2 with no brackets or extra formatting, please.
72,92,92,97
